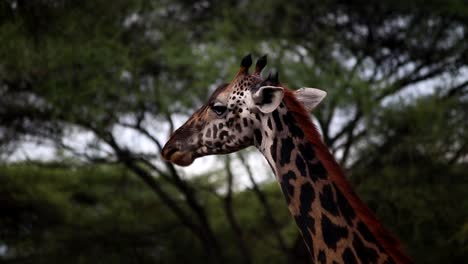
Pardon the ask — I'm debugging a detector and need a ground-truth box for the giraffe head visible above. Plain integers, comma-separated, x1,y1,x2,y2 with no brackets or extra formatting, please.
161,54,326,166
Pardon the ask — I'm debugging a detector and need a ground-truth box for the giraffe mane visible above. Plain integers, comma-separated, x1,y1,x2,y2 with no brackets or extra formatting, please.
281,87,413,264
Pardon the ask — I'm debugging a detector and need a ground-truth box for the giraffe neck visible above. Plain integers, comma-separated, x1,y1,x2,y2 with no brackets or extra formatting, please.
253,92,411,264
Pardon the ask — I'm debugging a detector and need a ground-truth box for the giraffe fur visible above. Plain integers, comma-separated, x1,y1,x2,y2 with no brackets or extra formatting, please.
162,55,413,264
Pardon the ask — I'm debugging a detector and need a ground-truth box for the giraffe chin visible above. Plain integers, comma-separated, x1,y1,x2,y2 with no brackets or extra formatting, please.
168,151,194,167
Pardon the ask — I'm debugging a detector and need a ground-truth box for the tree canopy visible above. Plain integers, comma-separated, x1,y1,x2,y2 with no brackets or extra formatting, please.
1,0,468,263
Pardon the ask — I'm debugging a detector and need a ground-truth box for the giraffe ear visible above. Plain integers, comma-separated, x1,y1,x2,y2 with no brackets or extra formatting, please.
252,86,284,113
294,88,327,112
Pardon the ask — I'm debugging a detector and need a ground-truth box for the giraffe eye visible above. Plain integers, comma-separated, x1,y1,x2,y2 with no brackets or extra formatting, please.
211,103,227,116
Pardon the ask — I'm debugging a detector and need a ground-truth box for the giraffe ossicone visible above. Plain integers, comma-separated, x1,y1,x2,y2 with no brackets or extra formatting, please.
162,55,413,264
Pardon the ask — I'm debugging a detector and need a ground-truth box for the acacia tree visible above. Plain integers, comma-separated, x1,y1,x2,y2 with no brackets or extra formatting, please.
0,1,227,262
1,0,468,263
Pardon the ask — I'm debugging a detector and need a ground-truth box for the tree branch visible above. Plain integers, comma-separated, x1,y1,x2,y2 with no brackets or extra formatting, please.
223,156,253,264
77,121,225,263
237,152,289,254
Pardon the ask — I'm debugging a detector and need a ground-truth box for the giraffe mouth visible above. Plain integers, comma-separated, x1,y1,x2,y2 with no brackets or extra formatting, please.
161,146,195,167
169,151,194,166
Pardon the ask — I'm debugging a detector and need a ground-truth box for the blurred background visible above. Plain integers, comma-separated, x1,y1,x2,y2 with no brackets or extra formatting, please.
1,0,468,263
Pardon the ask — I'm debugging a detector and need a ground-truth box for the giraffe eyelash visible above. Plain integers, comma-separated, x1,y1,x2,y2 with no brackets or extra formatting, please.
210,102,227,116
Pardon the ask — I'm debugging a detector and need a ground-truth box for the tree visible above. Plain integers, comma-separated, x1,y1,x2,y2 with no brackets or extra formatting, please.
1,0,468,263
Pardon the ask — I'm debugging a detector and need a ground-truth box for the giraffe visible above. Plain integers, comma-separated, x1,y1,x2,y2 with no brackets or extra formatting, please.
161,55,413,264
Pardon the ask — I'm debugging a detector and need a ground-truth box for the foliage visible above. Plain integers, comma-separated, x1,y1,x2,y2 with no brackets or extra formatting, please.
0,163,295,264
1,0,468,263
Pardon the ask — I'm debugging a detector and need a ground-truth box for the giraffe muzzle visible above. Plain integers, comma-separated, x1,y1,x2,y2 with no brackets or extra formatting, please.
161,144,195,166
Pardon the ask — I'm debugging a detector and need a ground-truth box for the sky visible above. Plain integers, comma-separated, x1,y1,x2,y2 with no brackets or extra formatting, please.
7,65,467,189
7,114,274,190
